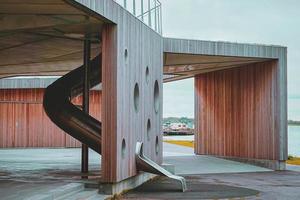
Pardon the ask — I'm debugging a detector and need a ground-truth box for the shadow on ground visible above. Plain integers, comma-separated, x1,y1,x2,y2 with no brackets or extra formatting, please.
122,176,259,199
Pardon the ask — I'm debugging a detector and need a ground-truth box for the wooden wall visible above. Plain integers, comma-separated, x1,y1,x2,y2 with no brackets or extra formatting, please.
164,38,287,161
101,10,163,182
195,61,282,160
0,89,101,148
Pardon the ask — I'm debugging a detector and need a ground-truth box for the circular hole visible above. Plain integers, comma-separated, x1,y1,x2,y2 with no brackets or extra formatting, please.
121,139,126,158
147,119,151,141
145,67,150,84
154,80,160,113
155,136,159,155
134,83,140,112
124,48,128,58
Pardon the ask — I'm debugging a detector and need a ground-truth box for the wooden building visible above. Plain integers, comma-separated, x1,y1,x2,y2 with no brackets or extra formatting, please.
0,0,287,195
163,38,287,170
0,78,102,148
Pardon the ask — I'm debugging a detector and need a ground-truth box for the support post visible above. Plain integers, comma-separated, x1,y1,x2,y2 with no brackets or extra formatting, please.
148,0,151,27
81,36,91,175
133,0,136,16
141,0,144,21
124,0,127,9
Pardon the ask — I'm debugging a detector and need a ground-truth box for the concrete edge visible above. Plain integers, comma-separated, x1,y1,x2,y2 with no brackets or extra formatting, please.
215,156,286,170
97,172,157,196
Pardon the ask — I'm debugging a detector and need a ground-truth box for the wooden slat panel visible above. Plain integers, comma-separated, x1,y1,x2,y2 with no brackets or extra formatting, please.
0,89,101,148
102,24,117,182
194,61,282,160
101,8,163,182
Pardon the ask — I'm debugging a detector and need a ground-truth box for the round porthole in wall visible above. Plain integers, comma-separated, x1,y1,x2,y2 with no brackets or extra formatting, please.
121,139,126,158
155,136,159,155
154,80,160,113
147,119,151,141
145,66,150,84
124,48,128,59
134,83,140,112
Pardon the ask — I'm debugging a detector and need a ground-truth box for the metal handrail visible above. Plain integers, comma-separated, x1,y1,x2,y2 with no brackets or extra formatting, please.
114,0,162,34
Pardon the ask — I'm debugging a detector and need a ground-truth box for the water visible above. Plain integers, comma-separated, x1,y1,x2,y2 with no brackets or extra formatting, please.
288,97,300,121
288,125,300,156
163,126,300,157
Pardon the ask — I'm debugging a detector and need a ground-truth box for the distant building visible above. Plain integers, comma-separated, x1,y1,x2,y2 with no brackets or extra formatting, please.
169,123,188,131
0,77,101,148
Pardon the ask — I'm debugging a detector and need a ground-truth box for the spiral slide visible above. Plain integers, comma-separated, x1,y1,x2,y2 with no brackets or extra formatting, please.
43,55,102,154
43,54,187,192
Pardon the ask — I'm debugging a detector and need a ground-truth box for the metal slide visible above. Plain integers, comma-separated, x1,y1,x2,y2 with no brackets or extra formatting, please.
43,55,102,154
135,142,187,192
43,54,186,192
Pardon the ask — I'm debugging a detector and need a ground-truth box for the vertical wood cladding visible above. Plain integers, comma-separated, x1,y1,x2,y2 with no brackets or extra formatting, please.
101,12,163,183
0,89,101,148
195,61,282,160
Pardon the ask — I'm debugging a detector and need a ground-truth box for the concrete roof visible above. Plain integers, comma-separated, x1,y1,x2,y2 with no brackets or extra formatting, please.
0,0,104,79
0,77,57,89
163,37,287,82
0,77,101,90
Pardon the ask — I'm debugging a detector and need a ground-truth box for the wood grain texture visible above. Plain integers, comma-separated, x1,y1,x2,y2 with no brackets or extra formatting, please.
194,61,285,160
102,24,118,182
164,38,287,161
101,4,163,182
0,89,101,148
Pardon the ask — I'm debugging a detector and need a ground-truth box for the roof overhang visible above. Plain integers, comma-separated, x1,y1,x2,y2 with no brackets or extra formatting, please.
0,0,108,78
163,53,270,82
163,38,285,83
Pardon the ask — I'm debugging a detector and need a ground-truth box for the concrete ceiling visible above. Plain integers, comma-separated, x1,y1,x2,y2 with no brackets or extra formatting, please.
0,0,274,82
163,53,272,82
0,0,106,79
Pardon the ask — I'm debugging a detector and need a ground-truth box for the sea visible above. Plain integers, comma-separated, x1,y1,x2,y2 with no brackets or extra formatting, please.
288,125,300,156
163,126,300,157
288,97,300,156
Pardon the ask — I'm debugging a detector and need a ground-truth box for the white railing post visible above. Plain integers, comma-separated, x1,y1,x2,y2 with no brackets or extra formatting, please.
124,0,127,9
141,0,144,21
114,0,162,34
148,0,151,27
159,4,162,34
133,0,136,16
154,0,157,31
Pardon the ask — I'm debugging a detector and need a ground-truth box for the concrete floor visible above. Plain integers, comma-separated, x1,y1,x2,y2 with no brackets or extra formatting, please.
123,171,300,200
0,143,299,199
163,142,271,174
0,148,104,200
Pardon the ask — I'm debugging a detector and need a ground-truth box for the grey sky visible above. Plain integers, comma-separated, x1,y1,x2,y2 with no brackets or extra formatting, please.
162,0,300,119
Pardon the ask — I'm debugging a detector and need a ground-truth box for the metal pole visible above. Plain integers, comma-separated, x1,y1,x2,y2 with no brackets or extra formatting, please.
154,0,157,31
82,36,91,175
159,5,162,34
148,0,151,27
133,0,136,16
124,0,127,9
141,0,144,21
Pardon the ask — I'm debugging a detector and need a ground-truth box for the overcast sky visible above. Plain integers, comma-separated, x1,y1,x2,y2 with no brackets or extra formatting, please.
161,0,300,120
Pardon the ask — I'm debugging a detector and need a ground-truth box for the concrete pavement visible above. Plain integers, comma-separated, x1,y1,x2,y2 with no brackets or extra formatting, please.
122,171,300,200
0,143,299,199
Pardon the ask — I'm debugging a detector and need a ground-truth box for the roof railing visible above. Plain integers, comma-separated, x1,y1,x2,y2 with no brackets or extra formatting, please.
114,0,162,34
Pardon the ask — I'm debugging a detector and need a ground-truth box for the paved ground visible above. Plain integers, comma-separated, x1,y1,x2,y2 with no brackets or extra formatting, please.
0,148,103,200
163,142,271,174
0,143,299,199
122,171,300,200
287,164,300,172
165,155,271,175
163,135,194,141
0,148,101,172
163,142,194,157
